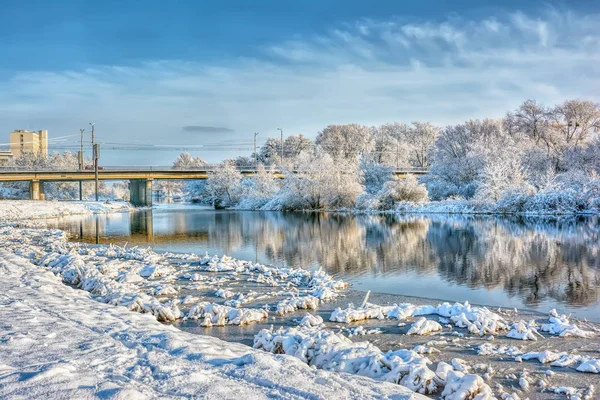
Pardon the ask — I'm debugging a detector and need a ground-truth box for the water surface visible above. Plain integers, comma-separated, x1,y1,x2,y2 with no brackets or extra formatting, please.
46,204,600,320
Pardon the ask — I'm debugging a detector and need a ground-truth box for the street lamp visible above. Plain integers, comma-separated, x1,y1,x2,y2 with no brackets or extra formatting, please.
89,122,95,147
254,132,259,168
79,128,85,200
277,127,283,164
89,123,95,168
89,122,98,201
79,129,85,170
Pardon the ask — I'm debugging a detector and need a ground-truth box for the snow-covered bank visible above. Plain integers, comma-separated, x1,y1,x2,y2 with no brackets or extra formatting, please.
1,225,347,326
0,250,423,399
0,199,135,221
2,223,600,398
255,301,600,399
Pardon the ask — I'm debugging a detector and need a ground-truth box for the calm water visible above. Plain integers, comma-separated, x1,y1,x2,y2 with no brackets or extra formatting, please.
47,204,600,320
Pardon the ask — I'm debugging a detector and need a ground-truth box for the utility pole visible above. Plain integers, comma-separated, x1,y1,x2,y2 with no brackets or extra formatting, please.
93,143,100,201
79,128,85,200
254,132,259,168
79,129,85,168
277,128,283,164
89,122,95,158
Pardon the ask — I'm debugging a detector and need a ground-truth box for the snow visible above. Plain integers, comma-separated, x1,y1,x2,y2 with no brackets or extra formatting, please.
0,199,134,221
0,224,348,328
576,359,600,373
477,343,522,357
254,323,495,398
2,201,600,397
540,309,596,338
186,302,268,326
406,317,443,335
0,250,428,399
330,301,509,336
276,295,319,316
506,320,542,341
440,370,494,400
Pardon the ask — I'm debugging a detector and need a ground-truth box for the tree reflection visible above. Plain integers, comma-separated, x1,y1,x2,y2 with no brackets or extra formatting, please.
56,210,600,308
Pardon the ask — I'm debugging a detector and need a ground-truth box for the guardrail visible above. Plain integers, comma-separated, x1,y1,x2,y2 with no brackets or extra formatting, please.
0,165,429,173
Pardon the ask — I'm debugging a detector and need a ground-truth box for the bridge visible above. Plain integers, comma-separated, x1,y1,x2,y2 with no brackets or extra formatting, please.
0,165,428,206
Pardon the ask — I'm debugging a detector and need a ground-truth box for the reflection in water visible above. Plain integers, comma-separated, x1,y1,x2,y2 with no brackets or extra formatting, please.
48,206,600,320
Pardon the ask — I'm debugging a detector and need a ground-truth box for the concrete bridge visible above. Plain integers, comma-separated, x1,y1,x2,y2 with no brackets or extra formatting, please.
0,165,429,206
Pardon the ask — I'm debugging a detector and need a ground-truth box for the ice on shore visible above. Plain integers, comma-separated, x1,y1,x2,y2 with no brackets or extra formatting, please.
254,323,495,399
406,317,443,335
331,301,509,336
0,199,134,221
0,243,423,399
2,225,348,327
541,309,595,338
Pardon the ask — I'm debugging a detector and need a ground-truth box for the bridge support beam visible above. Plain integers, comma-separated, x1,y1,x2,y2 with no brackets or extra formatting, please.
29,180,45,200
130,178,153,207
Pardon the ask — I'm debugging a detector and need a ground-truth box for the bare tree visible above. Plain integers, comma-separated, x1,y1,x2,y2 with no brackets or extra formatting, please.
511,99,550,144
547,99,600,147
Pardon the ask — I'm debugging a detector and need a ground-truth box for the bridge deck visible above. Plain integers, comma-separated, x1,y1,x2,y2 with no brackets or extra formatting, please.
0,166,428,182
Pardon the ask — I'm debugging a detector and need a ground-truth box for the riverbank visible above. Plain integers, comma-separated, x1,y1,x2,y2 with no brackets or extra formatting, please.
1,216,599,399
0,199,135,221
0,247,421,399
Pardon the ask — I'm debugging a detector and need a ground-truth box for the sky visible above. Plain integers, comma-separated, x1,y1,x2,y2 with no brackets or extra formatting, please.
1,0,599,164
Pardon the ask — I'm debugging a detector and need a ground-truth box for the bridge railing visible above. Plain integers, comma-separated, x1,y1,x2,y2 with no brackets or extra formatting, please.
0,165,429,174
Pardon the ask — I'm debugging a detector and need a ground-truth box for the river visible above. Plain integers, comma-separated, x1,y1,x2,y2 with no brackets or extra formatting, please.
45,203,600,321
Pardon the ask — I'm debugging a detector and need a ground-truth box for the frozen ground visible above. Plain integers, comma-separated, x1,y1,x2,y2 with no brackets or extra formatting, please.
0,199,135,221
1,201,599,399
0,248,423,399
1,222,599,399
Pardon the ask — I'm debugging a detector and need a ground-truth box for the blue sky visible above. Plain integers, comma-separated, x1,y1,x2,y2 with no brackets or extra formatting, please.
1,0,599,164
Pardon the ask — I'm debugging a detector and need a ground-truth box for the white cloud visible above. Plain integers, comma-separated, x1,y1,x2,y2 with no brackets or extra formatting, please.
0,8,599,164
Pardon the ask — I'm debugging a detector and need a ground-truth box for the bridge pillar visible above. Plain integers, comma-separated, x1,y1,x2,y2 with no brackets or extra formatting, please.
130,178,153,207
29,180,45,200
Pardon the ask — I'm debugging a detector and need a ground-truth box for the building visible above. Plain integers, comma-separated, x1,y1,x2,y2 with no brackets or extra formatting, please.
0,150,13,166
9,129,48,159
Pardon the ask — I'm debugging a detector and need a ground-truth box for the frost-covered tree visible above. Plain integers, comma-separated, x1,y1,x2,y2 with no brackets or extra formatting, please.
475,146,529,203
426,119,507,200
377,174,429,209
12,152,51,169
232,156,254,167
265,150,363,210
164,152,207,199
173,152,206,168
206,161,243,208
236,164,281,209
258,138,283,165
371,123,410,166
283,134,314,161
315,124,374,161
360,159,394,195
404,122,439,168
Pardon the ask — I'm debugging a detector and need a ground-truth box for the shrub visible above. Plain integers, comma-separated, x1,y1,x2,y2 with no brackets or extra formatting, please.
376,175,429,210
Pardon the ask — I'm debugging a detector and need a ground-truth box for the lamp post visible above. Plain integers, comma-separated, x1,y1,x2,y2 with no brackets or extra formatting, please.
89,123,97,201
277,128,283,164
79,129,85,169
89,123,95,162
79,128,85,200
253,132,259,168
93,143,100,201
